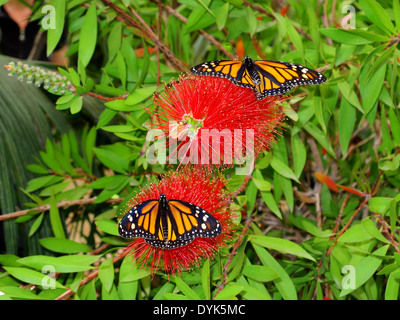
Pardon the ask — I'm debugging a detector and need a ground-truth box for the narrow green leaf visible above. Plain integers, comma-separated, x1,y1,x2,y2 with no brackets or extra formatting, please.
174,277,201,300
291,134,306,178
28,213,44,237
286,17,304,59
214,3,229,30
46,0,66,56
242,265,280,282
339,98,356,156
250,235,315,261
39,238,91,254
213,284,244,300
0,286,44,300
270,156,300,183
388,108,400,146
385,271,400,300
201,259,210,300
340,245,389,297
359,0,396,35
79,2,98,67
394,0,400,32
18,255,99,273
4,267,65,289
252,244,298,300
49,194,66,239
98,258,114,292
95,219,119,236
361,218,390,244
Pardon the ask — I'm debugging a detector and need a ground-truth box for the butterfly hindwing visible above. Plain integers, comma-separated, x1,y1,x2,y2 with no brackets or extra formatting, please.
118,195,222,249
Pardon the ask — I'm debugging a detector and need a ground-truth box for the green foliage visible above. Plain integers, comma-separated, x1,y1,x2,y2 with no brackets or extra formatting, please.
1,0,400,301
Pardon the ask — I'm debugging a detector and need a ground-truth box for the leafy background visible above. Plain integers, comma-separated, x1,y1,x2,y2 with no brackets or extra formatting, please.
1,0,400,300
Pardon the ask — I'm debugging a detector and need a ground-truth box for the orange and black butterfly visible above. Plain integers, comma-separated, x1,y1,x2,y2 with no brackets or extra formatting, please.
118,194,222,249
190,56,327,100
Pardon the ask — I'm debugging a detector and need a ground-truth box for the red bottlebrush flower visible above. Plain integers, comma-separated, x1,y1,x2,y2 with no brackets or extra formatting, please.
147,75,287,169
118,167,234,276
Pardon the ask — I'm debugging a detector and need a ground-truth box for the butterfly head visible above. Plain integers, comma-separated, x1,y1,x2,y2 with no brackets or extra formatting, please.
242,56,254,66
159,193,168,209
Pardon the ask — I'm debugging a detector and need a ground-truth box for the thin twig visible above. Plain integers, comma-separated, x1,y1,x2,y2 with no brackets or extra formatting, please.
154,0,235,60
55,249,130,300
0,197,124,222
213,216,253,299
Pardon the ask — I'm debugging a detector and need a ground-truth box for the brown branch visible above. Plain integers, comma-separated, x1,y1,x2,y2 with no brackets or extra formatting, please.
326,197,369,257
102,0,187,71
55,249,130,300
154,0,235,60
0,197,124,222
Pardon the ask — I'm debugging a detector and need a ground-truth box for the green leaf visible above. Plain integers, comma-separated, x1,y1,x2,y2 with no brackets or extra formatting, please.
360,63,386,115
28,213,44,237
49,195,66,239
361,218,390,244
79,2,98,67
98,258,114,292
252,244,298,300
338,224,373,243
286,17,304,59
70,96,83,114
18,255,99,273
385,271,400,300
0,286,45,300
124,86,158,106
339,98,356,156
304,122,336,158
39,238,91,254
93,147,129,174
117,51,127,90
270,156,300,183
119,254,151,282
4,267,65,289
242,265,280,282
46,0,66,56
95,219,119,236
291,134,306,178
214,3,229,30
319,28,389,45
249,235,315,261
340,245,389,297
394,0,400,32
369,197,392,214
359,0,396,35
174,276,201,300
201,259,210,300
213,284,244,300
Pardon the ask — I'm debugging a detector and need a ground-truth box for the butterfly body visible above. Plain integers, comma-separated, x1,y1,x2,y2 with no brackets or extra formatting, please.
118,194,222,249
190,56,326,100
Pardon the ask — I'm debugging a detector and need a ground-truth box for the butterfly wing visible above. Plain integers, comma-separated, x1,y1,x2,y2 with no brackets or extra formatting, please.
118,199,163,241
253,60,326,98
190,60,256,89
161,199,222,249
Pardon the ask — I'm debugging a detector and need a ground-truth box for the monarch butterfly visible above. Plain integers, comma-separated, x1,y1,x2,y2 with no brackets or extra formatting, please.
190,56,327,100
118,193,222,249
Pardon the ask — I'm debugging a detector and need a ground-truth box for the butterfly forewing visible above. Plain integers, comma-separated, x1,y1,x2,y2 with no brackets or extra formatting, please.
118,199,161,240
